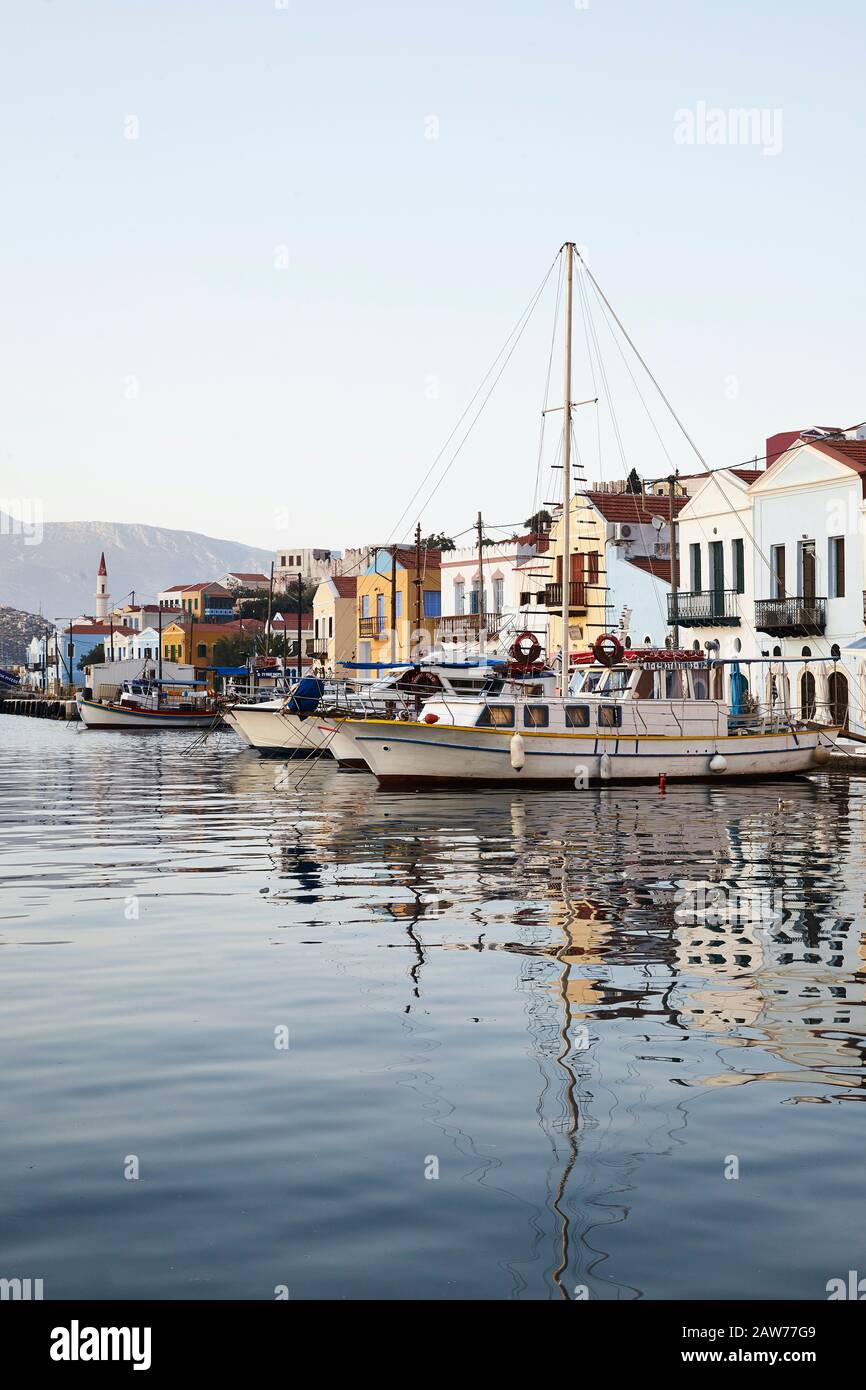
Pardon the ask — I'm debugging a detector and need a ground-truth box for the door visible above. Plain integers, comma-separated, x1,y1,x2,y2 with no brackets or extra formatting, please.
801,541,816,599
709,541,724,618
828,671,848,728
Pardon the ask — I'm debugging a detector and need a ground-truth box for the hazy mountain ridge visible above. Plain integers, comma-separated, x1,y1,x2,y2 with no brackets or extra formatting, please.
0,515,276,617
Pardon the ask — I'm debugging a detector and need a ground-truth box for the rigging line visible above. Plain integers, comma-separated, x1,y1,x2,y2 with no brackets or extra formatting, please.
575,251,787,593
587,272,676,473
388,252,560,543
413,260,559,526
575,266,603,478
531,255,565,524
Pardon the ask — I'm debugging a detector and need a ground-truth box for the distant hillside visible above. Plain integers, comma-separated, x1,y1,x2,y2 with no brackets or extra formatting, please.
0,605,54,666
0,516,276,617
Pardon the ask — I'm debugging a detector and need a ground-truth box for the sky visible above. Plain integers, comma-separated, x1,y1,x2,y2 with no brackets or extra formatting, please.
2,0,865,552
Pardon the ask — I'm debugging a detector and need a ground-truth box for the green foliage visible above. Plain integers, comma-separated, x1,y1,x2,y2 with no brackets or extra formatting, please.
421,533,455,552
211,633,259,667
523,509,552,533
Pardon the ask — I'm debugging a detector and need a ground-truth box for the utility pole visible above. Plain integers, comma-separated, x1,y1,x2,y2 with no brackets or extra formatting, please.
265,560,275,657
390,546,397,664
668,474,679,649
476,511,485,631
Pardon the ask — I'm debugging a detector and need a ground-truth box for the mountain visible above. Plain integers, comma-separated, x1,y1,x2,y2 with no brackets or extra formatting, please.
0,605,54,665
0,516,276,618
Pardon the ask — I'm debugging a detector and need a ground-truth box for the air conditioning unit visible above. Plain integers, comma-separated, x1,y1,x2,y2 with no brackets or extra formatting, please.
610,522,633,545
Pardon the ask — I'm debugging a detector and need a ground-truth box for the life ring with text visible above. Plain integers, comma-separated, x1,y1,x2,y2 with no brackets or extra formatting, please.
510,631,542,666
593,633,625,667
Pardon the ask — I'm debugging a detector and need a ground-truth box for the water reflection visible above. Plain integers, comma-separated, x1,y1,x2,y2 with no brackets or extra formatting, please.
1,717,865,1299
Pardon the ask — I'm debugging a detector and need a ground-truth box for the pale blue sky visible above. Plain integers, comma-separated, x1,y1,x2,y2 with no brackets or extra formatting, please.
2,0,864,550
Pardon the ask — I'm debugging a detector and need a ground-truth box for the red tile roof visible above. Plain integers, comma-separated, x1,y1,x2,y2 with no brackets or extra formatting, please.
624,556,678,584
329,576,357,597
584,489,689,522
70,622,135,636
227,572,270,583
812,438,866,496
272,614,313,630
729,468,763,484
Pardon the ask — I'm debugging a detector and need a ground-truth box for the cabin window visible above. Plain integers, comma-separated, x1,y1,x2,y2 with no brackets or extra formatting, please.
665,670,686,699
523,704,549,728
598,705,622,728
478,704,514,728
582,670,606,693
633,668,656,699
565,704,591,727
606,668,630,693
691,670,709,700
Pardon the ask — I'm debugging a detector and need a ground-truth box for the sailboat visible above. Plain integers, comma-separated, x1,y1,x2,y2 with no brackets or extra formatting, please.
329,243,838,785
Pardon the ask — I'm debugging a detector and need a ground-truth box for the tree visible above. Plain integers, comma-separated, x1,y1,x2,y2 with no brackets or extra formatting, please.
421,533,455,552
77,643,105,671
235,596,270,622
523,509,552,534
212,633,259,667
625,467,643,494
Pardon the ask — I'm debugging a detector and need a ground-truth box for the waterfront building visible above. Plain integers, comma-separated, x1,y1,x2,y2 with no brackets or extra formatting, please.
438,534,549,653
161,618,265,671
312,576,357,672
674,424,866,730
27,621,135,690
157,582,235,622
355,547,442,664
544,487,686,658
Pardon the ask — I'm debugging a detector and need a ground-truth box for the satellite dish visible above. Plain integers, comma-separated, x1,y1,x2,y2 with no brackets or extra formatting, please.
651,514,666,533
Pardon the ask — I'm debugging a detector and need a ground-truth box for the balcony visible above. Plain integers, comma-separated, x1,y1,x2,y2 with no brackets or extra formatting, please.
306,639,328,658
543,581,588,612
755,596,826,637
358,617,385,640
667,590,741,627
439,612,502,638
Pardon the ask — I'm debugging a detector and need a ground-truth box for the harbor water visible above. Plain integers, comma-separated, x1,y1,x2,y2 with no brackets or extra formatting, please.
1,713,864,1300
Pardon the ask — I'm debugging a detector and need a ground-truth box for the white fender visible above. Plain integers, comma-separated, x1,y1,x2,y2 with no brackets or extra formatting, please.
813,742,831,765
510,732,525,771
599,752,612,781
709,753,727,774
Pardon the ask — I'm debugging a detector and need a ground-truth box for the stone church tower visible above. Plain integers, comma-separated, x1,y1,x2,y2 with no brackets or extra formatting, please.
95,552,110,620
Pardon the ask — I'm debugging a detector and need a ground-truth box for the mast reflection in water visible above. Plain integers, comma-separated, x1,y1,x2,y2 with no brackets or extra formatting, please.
0,716,864,1300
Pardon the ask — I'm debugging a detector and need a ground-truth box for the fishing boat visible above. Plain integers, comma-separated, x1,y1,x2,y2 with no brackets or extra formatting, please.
327,638,836,785
224,652,555,758
77,678,217,729
326,242,838,786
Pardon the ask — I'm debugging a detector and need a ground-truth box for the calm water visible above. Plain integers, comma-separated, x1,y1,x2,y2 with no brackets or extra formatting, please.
1,713,865,1301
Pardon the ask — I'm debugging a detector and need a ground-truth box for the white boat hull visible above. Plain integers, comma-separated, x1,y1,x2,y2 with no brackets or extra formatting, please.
331,717,834,785
78,698,215,730
223,701,333,756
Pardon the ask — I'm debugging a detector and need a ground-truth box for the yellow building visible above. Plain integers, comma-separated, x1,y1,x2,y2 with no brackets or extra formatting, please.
355,547,441,664
543,496,607,660
312,576,357,673
161,619,266,673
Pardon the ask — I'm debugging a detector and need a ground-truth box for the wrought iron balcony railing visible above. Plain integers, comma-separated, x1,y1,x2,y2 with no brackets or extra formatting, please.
755,596,826,636
358,617,385,639
667,589,741,627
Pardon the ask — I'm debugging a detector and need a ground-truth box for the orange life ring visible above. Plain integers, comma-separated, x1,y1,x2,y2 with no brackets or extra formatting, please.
593,633,625,667
510,631,542,666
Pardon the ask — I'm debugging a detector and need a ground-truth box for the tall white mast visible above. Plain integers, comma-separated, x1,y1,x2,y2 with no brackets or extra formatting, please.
560,242,573,698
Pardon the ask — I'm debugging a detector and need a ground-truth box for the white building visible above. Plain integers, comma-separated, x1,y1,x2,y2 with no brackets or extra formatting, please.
674,426,866,730
438,536,550,652
274,548,343,590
